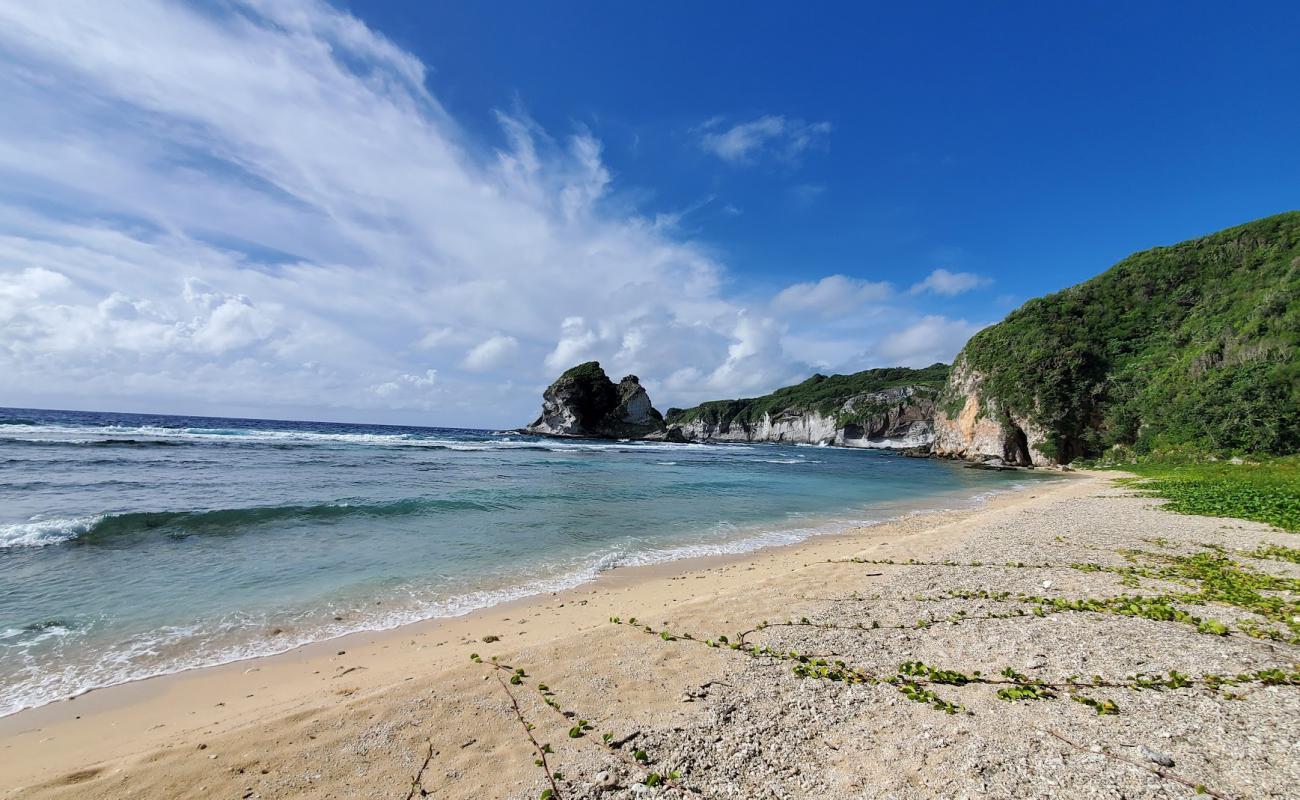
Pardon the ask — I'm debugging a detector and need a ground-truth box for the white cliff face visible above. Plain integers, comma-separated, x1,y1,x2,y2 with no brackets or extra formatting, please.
619,386,654,425
931,359,1056,466
529,396,585,436
842,420,935,449
670,387,938,449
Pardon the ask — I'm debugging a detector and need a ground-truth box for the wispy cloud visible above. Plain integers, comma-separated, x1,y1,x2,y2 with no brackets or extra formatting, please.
909,269,992,296
695,115,831,165
0,1,978,425
788,183,827,207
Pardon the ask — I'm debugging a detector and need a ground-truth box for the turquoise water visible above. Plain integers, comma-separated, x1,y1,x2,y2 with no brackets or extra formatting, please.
0,407,1054,716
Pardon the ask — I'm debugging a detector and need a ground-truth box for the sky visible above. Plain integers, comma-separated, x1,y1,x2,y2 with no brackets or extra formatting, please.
0,1,1297,428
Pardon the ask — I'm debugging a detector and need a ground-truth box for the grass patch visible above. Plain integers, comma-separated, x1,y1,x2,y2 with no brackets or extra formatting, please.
1111,456,1300,531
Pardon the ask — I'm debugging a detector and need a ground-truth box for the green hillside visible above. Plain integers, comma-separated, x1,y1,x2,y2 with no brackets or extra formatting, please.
665,364,949,428
951,211,1300,461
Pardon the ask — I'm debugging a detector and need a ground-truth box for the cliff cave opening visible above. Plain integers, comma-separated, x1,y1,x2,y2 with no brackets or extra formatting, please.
1005,423,1032,466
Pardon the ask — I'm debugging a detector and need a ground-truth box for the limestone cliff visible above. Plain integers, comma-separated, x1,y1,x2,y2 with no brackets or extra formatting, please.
932,213,1300,464
667,384,940,449
930,357,1056,466
525,362,666,439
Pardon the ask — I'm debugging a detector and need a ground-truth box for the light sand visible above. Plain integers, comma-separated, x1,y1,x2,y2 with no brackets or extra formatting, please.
3,472,1296,798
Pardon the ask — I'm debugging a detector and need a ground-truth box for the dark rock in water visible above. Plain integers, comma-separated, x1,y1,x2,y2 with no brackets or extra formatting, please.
964,459,1021,471
525,362,666,439
643,426,688,443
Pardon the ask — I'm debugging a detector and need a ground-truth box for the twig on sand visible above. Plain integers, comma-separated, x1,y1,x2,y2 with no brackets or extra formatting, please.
1042,729,1230,799
403,739,435,800
495,670,564,800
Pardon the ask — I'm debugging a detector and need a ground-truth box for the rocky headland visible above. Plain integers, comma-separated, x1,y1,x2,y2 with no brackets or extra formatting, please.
527,213,1300,469
665,383,938,449
525,363,950,453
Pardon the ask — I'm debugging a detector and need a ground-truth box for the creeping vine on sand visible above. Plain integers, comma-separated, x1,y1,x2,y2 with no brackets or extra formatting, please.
598,541,1299,797
612,618,1299,714
470,652,696,798
832,547,1300,644
465,538,1296,797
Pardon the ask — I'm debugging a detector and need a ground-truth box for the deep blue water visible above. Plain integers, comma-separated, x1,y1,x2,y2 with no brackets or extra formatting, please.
0,407,1053,715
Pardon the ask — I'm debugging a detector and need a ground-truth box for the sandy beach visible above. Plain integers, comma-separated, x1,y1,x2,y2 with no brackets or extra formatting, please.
2,471,1297,799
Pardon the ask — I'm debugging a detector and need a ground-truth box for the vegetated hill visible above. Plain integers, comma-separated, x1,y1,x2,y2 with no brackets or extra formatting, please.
939,211,1300,463
665,364,950,429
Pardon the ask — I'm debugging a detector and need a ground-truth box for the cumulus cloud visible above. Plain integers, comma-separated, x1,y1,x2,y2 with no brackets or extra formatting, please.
463,335,519,371
875,316,985,367
909,268,992,296
0,1,980,425
696,115,831,165
772,275,893,318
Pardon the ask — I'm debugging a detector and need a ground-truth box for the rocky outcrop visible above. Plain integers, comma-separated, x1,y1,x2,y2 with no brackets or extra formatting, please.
931,357,1056,466
525,362,665,439
526,362,945,453
668,386,939,449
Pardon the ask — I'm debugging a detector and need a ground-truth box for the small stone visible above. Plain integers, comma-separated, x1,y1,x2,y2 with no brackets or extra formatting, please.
1041,580,1053,589
1139,745,1175,767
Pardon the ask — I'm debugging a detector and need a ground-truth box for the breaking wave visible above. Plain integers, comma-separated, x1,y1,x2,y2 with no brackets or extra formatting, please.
0,498,504,549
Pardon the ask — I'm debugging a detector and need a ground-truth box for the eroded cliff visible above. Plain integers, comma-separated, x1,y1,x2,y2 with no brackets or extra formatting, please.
930,358,1055,466
669,385,938,448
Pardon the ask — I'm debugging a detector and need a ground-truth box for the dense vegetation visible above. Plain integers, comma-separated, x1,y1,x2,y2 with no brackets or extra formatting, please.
665,364,949,428
1111,456,1300,532
951,212,1300,462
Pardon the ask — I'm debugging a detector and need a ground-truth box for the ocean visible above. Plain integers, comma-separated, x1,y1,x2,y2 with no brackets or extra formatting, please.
0,407,1055,716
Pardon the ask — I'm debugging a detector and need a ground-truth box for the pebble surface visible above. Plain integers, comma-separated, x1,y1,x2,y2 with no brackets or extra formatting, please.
542,482,1300,799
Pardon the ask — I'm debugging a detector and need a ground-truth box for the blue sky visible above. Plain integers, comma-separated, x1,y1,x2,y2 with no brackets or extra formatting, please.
1,1,1297,427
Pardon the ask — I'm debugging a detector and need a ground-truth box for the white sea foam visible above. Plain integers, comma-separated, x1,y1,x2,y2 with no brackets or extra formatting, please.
0,516,100,548
1,422,753,454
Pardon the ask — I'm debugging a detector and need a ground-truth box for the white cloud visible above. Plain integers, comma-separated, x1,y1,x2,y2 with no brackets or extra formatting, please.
696,115,831,165
772,275,893,318
372,369,438,407
908,268,992,296
416,327,454,349
462,335,518,371
875,316,985,366
544,317,599,372
0,1,980,426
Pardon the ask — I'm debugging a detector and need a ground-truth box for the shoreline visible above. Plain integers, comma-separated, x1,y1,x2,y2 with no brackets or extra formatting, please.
0,470,1044,723
0,475,1071,793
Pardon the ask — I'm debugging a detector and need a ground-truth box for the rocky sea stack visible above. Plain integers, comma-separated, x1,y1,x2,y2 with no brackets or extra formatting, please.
524,361,672,439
